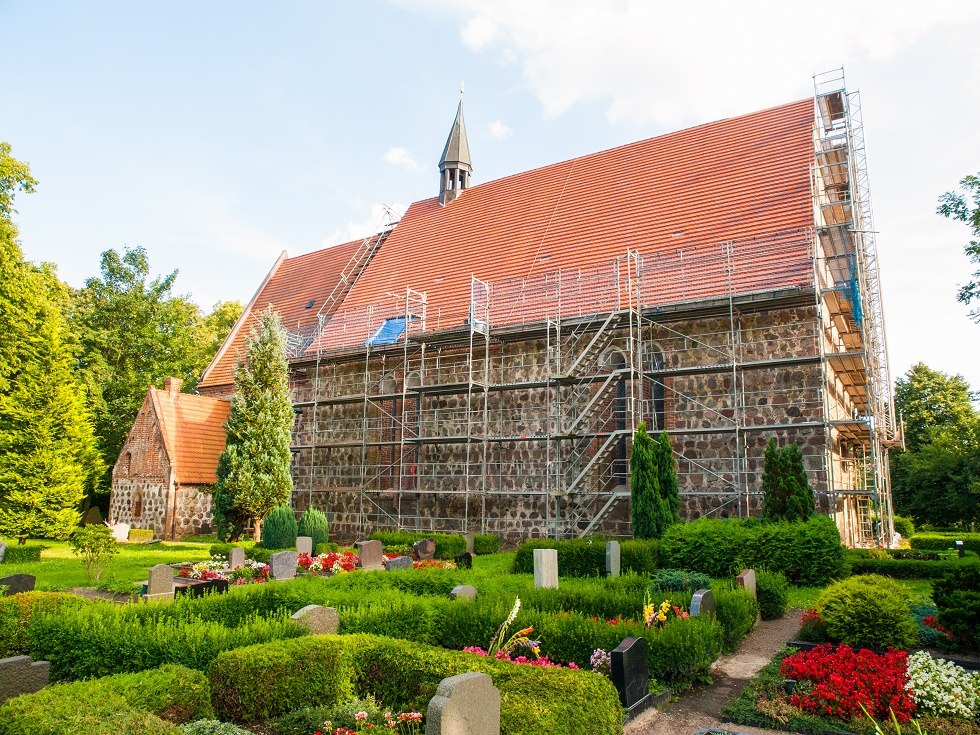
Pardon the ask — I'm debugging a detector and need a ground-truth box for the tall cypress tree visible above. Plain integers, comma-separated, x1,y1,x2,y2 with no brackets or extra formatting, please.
214,306,294,541
762,437,814,521
653,430,681,533
630,421,658,539
0,143,102,543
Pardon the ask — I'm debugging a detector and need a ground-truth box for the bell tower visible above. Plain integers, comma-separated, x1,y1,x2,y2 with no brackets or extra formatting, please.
438,100,472,206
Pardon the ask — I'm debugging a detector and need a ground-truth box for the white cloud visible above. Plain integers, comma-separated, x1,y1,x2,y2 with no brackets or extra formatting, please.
460,14,499,51
488,119,512,138
383,146,421,171
321,202,409,247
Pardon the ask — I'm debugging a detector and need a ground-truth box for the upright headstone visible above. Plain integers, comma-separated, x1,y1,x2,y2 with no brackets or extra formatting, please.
533,548,558,589
690,588,716,617
735,569,757,599
296,536,313,556
109,522,131,542
291,604,340,634
955,540,965,558
144,564,175,600
0,542,6,565
385,555,412,571
465,531,476,554
356,540,385,570
82,506,103,526
454,551,473,570
0,656,50,704
228,546,246,570
425,672,500,735
450,584,477,601
605,541,621,577
610,636,654,721
0,574,36,596
269,550,299,581
413,538,436,561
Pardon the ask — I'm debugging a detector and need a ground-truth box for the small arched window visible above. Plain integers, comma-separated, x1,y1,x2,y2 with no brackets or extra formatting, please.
132,490,143,519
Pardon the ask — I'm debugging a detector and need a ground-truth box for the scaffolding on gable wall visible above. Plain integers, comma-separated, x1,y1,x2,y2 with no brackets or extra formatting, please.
288,73,895,546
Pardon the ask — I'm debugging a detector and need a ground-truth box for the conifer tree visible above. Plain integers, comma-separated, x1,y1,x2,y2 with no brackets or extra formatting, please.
653,430,681,533
630,421,658,539
762,437,814,521
214,306,294,541
0,143,102,543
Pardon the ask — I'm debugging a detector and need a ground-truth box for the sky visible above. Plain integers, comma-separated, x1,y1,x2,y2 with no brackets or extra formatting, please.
3,1,980,391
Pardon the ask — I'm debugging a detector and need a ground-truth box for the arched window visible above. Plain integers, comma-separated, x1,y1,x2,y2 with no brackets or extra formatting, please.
648,346,666,431
131,490,143,519
124,452,133,476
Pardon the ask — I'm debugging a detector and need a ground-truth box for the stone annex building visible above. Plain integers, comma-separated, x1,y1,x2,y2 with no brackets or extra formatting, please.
112,70,898,547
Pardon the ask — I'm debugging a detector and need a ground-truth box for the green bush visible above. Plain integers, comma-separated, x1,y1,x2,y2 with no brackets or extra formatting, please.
261,506,298,550
274,697,384,735
817,574,918,650
297,508,329,549
247,545,274,564
933,567,980,652
473,533,500,555
893,515,915,538
0,664,211,735
621,539,658,574
713,585,758,652
845,550,980,579
645,615,724,683
650,568,711,593
315,542,339,555
367,531,466,560
208,543,253,563
911,533,980,556
128,528,155,543
755,570,788,620
69,525,119,581
512,538,607,577
0,592,87,657
209,636,355,722
180,721,255,735
0,544,45,564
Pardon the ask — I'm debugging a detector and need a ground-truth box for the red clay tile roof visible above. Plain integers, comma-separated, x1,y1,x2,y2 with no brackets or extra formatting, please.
151,387,230,485
198,238,364,389
311,98,815,350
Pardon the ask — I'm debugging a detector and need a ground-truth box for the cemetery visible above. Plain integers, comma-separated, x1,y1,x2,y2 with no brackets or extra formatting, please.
1,518,979,734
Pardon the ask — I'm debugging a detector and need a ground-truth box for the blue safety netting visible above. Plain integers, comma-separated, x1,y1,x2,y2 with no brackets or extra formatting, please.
366,316,406,346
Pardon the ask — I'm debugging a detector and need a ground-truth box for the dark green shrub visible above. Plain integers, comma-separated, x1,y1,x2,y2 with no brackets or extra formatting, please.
912,533,980,555
755,570,788,620
512,539,606,577
367,531,466,560
650,568,711,593
714,585,758,651
315,542,339,555
0,592,88,657
261,506,298,550
933,567,980,652
631,422,679,538
644,615,724,683
817,574,918,650
431,533,466,560
0,544,45,564
845,550,980,579
621,539,658,574
473,533,500,554
248,545,273,564
297,508,329,549
761,438,814,521
209,636,354,722
892,515,915,538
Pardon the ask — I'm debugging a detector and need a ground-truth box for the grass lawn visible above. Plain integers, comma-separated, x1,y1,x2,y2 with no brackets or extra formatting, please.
0,539,212,592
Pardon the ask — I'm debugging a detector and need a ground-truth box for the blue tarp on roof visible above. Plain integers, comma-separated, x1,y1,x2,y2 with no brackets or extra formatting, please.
366,316,406,346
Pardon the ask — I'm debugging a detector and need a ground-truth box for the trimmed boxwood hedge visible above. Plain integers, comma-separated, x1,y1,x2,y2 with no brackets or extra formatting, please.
0,544,46,564
911,532,980,556
845,550,980,579
209,633,625,735
0,664,211,735
512,538,658,577
659,516,846,585
367,531,467,559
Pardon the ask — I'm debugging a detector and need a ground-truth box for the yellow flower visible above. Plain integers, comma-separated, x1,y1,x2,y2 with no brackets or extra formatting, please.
656,611,667,622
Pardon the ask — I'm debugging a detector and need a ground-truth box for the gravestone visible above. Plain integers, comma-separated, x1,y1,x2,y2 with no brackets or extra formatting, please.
385,555,412,571
0,656,50,704
690,588,716,617
109,522,131,542
270,550,299,580
175,577,229,598
228,546,246,570
465,531,476,554
82,506,103,526
454,551,473,570
296,536,313,556
735,569,757,599
0,542,6,564
425,671,500,735
356,540,385,570
605,541,621,577
450,584,477,601
144,564,175,600
533,548,558,589
610,636,654,721
0,574,36,596
413,538,436,560
291,604,340,634
955,540,965,558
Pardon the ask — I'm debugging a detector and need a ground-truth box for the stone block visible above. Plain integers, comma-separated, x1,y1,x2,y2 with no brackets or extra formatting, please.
690,588,716,617
144,563,174,600
533,548,558,589
356,540,384,570
450,584,477,601
270,550,299,580
465,532,476,554
0,574,36,596
296,536,313,556
0,656,50,704
291,604,339,634
413,538,436,560
606,541,621,577
385,555,412,571
735,569,757,599
228,546,246,570
425,671,500,735
109,522,131,542
0,542,6,564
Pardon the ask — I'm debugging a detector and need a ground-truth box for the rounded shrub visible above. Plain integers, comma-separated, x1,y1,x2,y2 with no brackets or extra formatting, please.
297,508,329,549
261,506,298,551
756,570,789,620
817,574,918,650
892,515,914,539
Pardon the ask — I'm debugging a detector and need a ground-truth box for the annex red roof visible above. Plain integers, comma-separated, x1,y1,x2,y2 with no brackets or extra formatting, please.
310,98,815,351
151,386,230,485
198,238,364,389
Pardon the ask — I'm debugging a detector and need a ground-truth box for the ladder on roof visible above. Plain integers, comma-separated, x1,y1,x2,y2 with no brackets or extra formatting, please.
317,227,392,320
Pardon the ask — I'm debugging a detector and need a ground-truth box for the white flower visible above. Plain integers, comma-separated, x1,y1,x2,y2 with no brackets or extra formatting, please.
906,650,980,719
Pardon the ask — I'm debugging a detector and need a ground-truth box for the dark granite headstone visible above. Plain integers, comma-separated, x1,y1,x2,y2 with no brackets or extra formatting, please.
955,540,965,558
690,588,716,617
0,574,36,596
413,538,436,560
385,555,412,571
610,636,654,720
454,551,473,569
174,577,229,598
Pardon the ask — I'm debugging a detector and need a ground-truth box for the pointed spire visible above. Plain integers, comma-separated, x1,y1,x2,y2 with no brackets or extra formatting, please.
439,100,472,205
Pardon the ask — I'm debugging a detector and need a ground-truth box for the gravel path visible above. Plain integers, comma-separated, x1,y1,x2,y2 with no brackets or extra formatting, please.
626,611,802,735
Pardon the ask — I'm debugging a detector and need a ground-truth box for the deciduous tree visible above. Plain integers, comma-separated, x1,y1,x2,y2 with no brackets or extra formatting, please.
938,173,980,323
